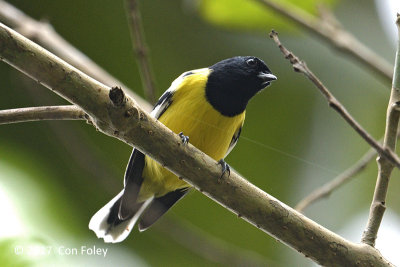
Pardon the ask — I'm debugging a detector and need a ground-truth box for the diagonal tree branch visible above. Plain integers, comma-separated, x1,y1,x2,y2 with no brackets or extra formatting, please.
256,0,393,83
0,0,392,224
0,105,86,124
297,129,400,212
0,103,377,214
0,22,393,267
269,30,400,170
125,0,157,104
361,14,400,247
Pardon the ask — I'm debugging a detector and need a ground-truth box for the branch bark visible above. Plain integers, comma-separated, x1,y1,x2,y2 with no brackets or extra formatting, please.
0,103,377,214
361,14,400,247
0,23,394,266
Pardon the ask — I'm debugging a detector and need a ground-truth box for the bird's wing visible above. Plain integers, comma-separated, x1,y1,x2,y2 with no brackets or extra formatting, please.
151,88,174,119
225,124,243,158
119,149,146,219
138,187,190,231
119,70,195,219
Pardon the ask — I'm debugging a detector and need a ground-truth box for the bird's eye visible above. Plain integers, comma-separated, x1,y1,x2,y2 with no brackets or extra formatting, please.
246,58,257,67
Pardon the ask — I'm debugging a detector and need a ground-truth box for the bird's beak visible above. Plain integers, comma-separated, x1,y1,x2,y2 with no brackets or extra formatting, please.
258,72,278,82
258,72,277,85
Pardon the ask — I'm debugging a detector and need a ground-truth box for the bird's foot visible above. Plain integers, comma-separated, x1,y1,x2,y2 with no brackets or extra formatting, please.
217,159,230,178
178,132,189,145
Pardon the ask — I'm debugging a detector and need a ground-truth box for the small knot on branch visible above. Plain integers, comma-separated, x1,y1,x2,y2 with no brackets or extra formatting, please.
109,86,126,107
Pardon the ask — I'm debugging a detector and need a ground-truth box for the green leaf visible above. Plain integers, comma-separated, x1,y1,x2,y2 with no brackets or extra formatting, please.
197,0,336,32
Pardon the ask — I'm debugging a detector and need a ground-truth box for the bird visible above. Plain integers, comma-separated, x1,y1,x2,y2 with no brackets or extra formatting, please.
89,56,277,243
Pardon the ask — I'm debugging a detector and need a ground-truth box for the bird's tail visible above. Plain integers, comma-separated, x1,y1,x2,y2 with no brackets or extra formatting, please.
89,191,154,243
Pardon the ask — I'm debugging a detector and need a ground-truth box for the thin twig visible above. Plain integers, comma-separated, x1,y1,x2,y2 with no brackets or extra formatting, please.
269,30,400,170
0,22,393,266
0,0,152,112
297,129,400,212
0,105,87,125
257,0,393,83
295,147,377,212
125,0,157,104
361,14,400,247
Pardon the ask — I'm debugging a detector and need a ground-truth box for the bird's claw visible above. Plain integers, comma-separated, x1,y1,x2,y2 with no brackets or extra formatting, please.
217,159,230,178
178,132,189,145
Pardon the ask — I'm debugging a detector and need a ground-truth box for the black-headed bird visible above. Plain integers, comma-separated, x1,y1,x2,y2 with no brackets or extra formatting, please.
89,56,277,243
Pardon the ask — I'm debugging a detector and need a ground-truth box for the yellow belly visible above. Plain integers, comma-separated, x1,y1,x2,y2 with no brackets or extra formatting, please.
138,69,245,200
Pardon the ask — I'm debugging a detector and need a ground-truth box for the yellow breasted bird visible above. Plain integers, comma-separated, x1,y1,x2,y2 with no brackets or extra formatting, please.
89,56,277,243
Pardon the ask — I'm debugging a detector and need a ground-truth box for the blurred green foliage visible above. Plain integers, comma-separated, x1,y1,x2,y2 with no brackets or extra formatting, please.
198,0,335,31
0,0,399,266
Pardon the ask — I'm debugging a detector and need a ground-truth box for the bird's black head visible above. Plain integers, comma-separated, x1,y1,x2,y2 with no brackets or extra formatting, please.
206,56,277,117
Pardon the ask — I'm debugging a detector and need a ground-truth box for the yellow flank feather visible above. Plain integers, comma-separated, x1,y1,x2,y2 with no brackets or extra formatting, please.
138,69,245,201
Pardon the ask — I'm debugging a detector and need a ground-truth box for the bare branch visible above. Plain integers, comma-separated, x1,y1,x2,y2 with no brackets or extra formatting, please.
0,22,393,266
125,0,157,104
0,105,86,125
0,0,152,112
295,147,377,212
361,14,400,247
269,30,400,169
257,0,393,83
